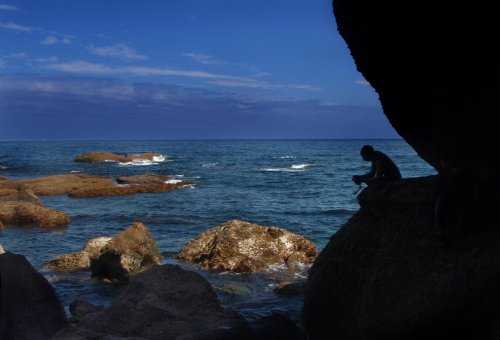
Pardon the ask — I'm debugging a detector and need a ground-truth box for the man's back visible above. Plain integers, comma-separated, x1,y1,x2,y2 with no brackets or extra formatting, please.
372,150,401,180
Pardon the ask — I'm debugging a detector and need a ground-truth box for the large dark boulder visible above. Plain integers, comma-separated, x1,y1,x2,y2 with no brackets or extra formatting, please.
303,177,500,339
55,264,245,339
332,1,500,174
0,252,68,339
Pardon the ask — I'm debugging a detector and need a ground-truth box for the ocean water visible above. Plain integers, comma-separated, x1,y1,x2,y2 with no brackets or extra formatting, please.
0,140,435,322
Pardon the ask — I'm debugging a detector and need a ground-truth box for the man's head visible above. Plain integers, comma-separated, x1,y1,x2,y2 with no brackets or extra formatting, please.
360,145,374,161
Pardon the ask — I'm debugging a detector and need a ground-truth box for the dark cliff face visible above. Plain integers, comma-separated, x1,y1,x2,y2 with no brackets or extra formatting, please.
303,177,500,339
303,2,500,338
332,1,500,174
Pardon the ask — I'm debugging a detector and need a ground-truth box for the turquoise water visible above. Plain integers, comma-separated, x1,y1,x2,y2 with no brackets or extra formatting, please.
0,140,435,321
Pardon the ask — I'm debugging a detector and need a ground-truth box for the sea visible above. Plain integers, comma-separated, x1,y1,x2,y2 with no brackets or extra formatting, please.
0,139,435,323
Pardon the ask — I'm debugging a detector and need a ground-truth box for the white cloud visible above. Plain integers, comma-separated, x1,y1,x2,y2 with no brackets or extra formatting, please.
0,21,34,32
44,60,321,92
0,4,17,10
182,53,221,65
87,43,148,60
62,37,72,44
40,36,58,45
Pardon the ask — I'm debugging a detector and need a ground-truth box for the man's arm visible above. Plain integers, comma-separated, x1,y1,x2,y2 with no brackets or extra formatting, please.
352,161,376,184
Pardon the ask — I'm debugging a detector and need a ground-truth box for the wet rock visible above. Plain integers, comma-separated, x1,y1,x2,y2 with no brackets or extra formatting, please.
303,177,500,339
74,151,162,163
274,281,306,296
0,244,4,254
69,299,104,322
0,220,3,231
91,222,161,281
0,252,68,339
117,173,173,185
45,236,113,272
0,173,192,198
0,189,70,228
177,220,317,272
0,188,42,205
57,264,245,339
0,175,7,181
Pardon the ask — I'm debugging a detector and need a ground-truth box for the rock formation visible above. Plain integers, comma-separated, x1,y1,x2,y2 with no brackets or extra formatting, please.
90,222,161,281
0,173,192,198
302,2,500,338
45,236,113,272
303,177,500,338
177,219,317,272
0,252,68,339
54,264,245,339
0,189,70,228
74,151,163,162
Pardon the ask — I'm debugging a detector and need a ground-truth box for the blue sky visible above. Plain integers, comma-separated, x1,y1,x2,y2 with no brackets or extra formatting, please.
0,0,399,139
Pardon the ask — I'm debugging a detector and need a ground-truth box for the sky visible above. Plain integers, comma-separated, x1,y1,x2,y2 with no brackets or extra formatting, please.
0,0,399,140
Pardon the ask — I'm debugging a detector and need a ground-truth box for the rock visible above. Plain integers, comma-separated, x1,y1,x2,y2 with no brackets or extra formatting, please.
0,188,18,196
117,173,172,185
91,222,161,281
45,236,113,272
74,151,163,163
181,313,307,340
0,173,192,198
274,281,306,296
0,175,7,181
0,190,70,228
0,244,4,254
303,176,500,339
0,220,3,231
332,0,500,228
176,220,317,272
69,299,104,320
0,252,68,339
0,188,42,205
57,264,245,339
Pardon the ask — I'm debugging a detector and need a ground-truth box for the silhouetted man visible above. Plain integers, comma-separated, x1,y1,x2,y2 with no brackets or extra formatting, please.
352,145,401,185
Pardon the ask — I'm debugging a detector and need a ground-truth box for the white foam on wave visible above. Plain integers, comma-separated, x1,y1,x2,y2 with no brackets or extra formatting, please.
291,163,314,169
165,179,183,185
118,159,159,166
0,165,8,170
202,162,218,168
280,155,296,159
153,155,166,162
70,170,81,173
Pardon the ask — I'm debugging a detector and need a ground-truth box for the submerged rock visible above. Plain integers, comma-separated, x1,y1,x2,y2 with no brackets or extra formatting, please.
274,281,306,296
303,177,500,339
0,189,70,228
74,151,163,163
55,264,245,339
69,299,104,324
177,219,317,272
91,222,161,281
0,173,192,198
45,236,113,272
0,252,68,339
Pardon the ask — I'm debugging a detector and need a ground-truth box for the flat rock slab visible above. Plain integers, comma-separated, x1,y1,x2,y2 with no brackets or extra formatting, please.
0,252,68,339
0,173,192,198
177,219,317,272
74,151,163,163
